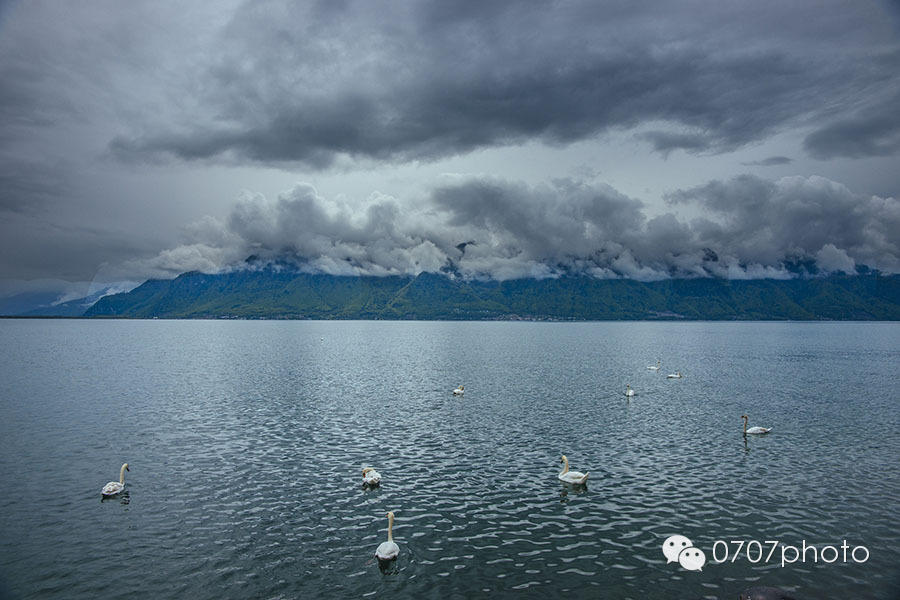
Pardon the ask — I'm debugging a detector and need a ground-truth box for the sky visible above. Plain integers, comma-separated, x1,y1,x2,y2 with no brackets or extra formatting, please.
1,0,899,302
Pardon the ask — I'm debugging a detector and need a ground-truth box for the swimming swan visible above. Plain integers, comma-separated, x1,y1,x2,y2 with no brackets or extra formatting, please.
742,415,772,435
362,467,381,486
625,384,635,397
558,455,589,484
375,511,400,561
101,463,129,496
666,372,684,379
647,360,661,371
452,385,465,395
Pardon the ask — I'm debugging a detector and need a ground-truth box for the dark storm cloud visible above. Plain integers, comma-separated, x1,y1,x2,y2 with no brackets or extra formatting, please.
639,131,711,158
803,90,900,159
0,213,162,282
0,162,66,214
105,0,900,166
741,156,793,167
2,1,899,291
133,174,899,281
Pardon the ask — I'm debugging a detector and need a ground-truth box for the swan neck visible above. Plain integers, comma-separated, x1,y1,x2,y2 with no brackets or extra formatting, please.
561,456,569,475
387,513,394,542
119,464,127,484
742,417,748,435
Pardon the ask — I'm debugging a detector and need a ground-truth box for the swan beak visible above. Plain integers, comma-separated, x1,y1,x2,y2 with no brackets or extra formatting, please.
125,465,130,471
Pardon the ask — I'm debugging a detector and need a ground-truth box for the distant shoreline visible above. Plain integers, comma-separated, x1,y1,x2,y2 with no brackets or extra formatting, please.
3,315,898,322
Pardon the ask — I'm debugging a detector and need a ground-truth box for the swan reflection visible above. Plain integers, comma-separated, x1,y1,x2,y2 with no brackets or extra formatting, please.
559,483,588,503
101,490,130,505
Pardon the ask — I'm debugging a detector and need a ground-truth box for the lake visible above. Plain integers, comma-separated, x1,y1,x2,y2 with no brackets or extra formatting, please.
0,319,898,599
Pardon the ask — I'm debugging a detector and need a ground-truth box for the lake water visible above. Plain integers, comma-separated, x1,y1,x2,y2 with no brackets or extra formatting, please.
0,319,898,599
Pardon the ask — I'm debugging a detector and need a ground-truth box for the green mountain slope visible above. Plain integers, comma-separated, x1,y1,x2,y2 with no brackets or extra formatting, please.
84,270,900,320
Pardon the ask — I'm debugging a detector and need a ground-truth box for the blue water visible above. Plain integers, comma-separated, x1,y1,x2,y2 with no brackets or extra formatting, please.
0,319,898,599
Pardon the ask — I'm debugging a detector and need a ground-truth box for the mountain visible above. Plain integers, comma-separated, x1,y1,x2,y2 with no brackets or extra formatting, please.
0,287,121,317
18,297,96,317
83,269,900,320
0,291,63,316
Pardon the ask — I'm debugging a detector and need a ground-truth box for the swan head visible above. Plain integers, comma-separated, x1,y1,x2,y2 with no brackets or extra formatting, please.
386,511,395,518
560,455,567,464
124,463,130,472
362,467,373,475
741,414,748,421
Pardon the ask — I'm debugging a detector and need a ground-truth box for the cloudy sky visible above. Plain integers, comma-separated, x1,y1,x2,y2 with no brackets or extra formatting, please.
1,0,899,301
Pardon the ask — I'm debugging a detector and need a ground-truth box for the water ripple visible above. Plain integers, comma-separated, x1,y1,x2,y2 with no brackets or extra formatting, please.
0,320,898,599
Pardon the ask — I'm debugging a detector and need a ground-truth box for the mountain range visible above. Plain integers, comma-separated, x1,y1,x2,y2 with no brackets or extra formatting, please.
78,268,900,320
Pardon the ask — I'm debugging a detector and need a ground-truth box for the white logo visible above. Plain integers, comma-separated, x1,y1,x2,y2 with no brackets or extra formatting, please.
678,546,706,571
662,534,706,571
662,534,692,563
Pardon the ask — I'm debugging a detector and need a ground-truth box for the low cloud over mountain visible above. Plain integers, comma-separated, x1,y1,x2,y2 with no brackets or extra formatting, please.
125,174,899,282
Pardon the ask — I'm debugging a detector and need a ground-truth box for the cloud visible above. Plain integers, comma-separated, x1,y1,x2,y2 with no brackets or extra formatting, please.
639,130,712,157
124,184,449,279
741,156,793,166
128,174,900,282
2,1,898,290
0,160,67,214
803,90,900,159
815,243,856,274
667,174,900,273
101,0,900,166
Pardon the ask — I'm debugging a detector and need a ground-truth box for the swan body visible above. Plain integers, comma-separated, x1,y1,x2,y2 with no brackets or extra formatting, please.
375,511,400,561
625,384,635,397
362,467,381,486
452,385,464,395
647,360,661,371
742,415,772,435
558,455,589,484
666,372,683,379
101,463,129,496
746,427,771,435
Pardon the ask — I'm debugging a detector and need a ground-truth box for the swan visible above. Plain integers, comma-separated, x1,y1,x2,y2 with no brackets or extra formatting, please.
452,385,465,396
647,360,661,371
742,415,772,435
362,467,381,486
625,384,635,397
375,511,400,561
666,371,684,379
558,455,589,484
101,463,129,496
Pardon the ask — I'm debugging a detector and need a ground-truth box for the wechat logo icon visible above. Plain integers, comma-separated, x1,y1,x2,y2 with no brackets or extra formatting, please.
662,534,707,572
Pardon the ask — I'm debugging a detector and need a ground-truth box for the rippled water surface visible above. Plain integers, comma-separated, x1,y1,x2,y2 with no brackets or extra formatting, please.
1,319,898,599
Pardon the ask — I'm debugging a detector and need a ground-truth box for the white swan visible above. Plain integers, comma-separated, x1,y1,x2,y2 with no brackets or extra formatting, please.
375,511,400,561
666,371,684,379
558,455,589,484
625,384,635,397
362,467,381,486
742,415,772,435
101,463,129,496
452,385,465,396
647,360,661,371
